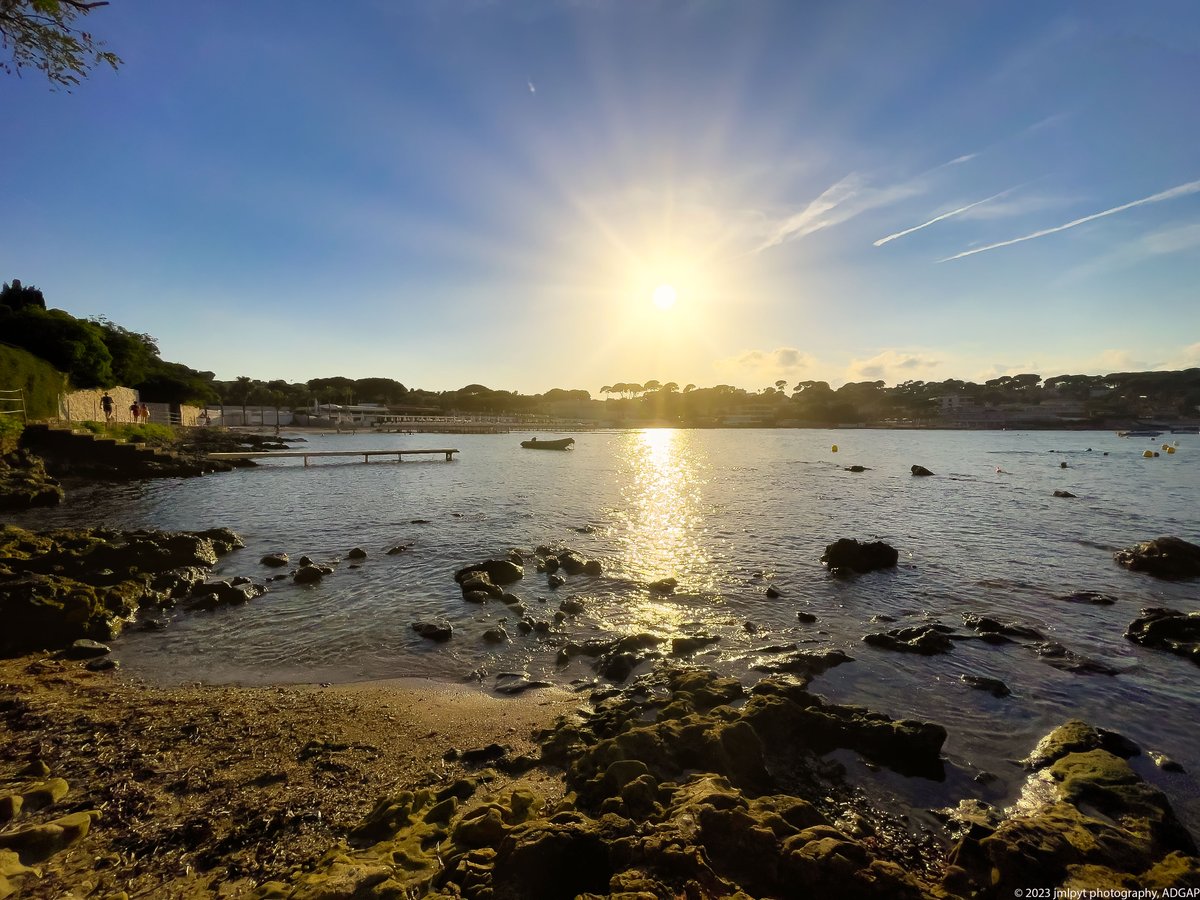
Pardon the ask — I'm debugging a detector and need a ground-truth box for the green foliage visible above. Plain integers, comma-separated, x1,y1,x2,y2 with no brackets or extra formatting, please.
0,0,121,89
0,342,67,418
0,306,112,387
79,420,177,446
136,360,218,406
1,279,46,311
91,317,159,386
0,414,23,453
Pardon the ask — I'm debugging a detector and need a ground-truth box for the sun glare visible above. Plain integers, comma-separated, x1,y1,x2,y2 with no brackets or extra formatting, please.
652,283,677,310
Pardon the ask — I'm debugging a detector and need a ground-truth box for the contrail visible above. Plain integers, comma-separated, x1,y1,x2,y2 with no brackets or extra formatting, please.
874,189,1011,247
941,178,1200,262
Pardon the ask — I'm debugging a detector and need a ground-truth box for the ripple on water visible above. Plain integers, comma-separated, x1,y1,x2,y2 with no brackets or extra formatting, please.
8,428,1200,829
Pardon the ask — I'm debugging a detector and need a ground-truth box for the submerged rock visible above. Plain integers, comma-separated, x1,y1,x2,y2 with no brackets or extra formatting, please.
411,621,453,642
960,674,1010,697
821,538,898,575
863,624,953,655
260,552,289,567
1058,590,1118,605
1114,536,1200,580
1033,641,1121,676
753,648,853,677
1053,489,1077,498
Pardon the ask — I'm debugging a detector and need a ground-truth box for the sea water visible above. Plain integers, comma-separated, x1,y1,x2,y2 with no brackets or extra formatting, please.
9,428,1199,826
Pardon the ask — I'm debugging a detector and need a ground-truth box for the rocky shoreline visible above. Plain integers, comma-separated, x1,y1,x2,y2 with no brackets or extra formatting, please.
3,524,1200,896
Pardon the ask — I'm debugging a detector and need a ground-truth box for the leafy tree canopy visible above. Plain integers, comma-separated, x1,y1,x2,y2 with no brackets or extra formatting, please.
0,0,121,89
1,279,46,311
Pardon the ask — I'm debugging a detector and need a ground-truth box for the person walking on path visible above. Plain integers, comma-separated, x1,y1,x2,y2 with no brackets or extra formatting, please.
130,401,140,423
139,401,150,423
100,392,114,424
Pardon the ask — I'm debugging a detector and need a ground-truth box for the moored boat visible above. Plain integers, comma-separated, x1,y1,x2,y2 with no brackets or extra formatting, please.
521,437,575,450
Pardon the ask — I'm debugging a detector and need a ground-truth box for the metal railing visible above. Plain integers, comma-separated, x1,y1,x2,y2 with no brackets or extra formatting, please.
0,388,27,425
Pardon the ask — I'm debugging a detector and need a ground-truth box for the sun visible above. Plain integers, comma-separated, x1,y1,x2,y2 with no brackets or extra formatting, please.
652,283,677,310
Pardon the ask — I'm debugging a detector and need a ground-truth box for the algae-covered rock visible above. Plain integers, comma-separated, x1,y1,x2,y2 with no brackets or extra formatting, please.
949,720,1200,895
0,524,242,654
0,810,98,864
0,449,64,510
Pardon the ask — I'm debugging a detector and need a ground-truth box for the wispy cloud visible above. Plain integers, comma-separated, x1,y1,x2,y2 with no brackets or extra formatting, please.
716,347,817,384
873,189,1012,247
756,174,918,252
846,350,942,383
941,178,1200,262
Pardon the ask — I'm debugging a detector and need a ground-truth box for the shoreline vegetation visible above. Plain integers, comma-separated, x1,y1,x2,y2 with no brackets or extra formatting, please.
1,522,1199,896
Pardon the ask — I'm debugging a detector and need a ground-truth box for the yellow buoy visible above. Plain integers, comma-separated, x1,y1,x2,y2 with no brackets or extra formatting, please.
1167,446,1176,454
1143,450,1154,458
831,445,838,453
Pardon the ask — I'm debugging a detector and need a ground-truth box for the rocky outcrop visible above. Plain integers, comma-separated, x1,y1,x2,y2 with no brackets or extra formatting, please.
1114,536,1200,580
0,449,63,510
0,524,242,654
821,538,899,575
945,720,1199,895
1125,608,1200,665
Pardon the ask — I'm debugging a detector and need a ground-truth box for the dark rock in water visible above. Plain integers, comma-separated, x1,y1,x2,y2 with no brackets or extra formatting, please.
821,538,898,575
460,572,504,599
557,550,588,575
844,465,867,472
385,544,410,555
516,619,533,634
582,559,603,576
1149,751,1185,772
558,598,585,615
455,558,524,585
753,648,853,676
542,555,559,574
462,590,490,604
1053,490,1076,498
500,591,523,606
960,674,1010,697
292,565,329,585
482,625,509,643
187,579,267,609
1032,641,1121,676
870,613,896,623
765,585,782,598
1114,536,1200,580
85,656,118,671
411,621,452,642
648,577,678,594
742,621,758,633
298,555,315,567
961,614,1043,640
670,634,720,656
1125,607,1200,665
863,624,953,655
547,573,565,589
911,464,934,476
1058,590,1117,605
347,547,367,560
260,552,289,567
796,611,818,623
573,524,595,534
65,639,110,659
410,519,430,525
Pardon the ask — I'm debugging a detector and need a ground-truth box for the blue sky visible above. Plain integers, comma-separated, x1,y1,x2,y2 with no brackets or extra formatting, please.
3,0,1199,393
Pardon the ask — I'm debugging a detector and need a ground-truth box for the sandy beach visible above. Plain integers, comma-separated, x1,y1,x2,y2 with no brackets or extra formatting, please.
0,656,574,898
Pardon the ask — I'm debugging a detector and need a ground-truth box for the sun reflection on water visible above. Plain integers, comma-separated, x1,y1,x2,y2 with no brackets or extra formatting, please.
616,430,717,631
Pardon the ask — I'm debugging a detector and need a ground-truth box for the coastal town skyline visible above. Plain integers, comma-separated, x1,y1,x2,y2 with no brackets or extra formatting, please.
4,1,1200,393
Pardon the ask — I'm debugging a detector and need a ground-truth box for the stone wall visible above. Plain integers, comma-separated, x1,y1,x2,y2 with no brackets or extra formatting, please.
59,387,140,424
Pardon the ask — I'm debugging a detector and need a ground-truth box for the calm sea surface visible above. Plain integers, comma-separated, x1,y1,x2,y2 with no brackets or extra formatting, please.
9,428,1200,825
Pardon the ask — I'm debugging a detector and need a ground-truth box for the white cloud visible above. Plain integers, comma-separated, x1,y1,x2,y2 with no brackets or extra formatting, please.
845,350,942,383
941,178,1200,262
715,347,818,385
874,189,1012,247
756,174,919,252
